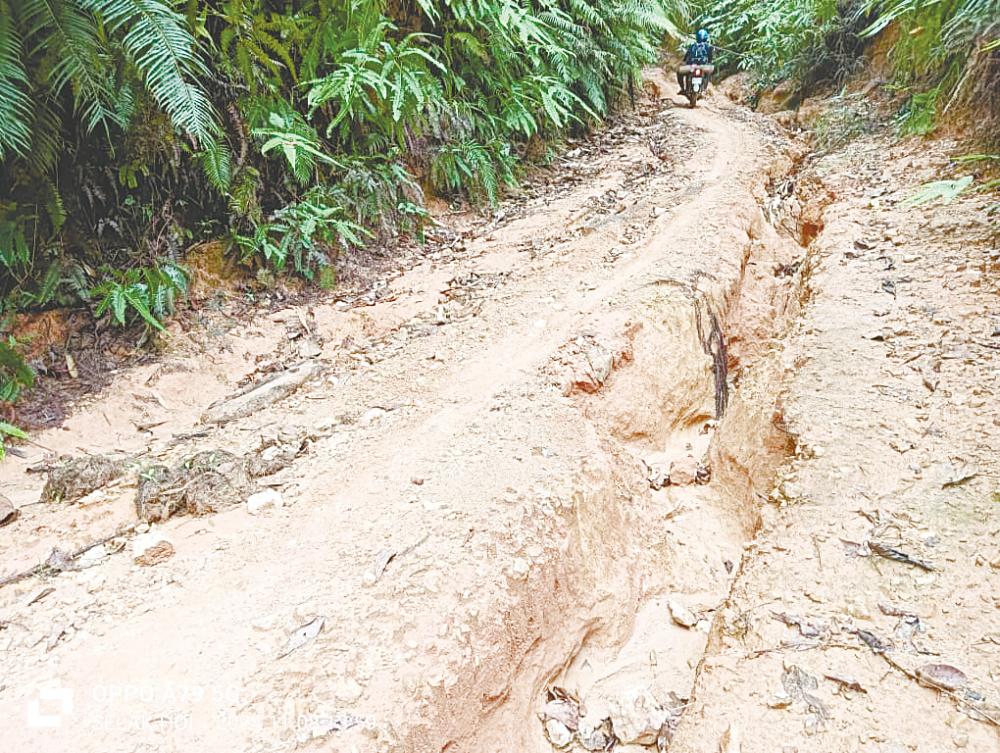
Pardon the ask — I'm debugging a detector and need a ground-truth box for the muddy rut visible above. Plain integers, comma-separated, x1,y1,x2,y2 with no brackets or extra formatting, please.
2,75,997,753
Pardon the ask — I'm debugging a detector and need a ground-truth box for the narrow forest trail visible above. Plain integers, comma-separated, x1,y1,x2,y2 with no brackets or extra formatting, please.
2,71,998,753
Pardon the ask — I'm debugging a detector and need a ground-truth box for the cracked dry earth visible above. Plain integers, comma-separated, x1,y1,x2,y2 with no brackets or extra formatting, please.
1,72,998,753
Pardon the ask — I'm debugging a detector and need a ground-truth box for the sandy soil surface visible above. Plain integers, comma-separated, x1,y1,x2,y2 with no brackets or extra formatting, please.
0,71,996,753
670,134,999,753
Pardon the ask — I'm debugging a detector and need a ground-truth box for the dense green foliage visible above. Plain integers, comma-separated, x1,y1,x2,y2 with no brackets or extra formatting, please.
0,0,686,326
694,0,999,123
696,0,871,89
0,0,688,447
0,333,33,456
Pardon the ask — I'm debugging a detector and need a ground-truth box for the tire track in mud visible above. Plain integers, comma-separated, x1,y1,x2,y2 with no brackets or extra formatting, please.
465,110,820,753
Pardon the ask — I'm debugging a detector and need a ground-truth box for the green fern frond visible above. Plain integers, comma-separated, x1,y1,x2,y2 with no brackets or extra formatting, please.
902,175,975,207
0,7,33,158
20,0,119,133
81,0,218,142
199,139,233,193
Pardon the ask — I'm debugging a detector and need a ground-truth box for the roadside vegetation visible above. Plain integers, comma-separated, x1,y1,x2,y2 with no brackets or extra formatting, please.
0,0,688,443
693,1,998,215
0,0,997,453
695,0,998,125
0,0,687,316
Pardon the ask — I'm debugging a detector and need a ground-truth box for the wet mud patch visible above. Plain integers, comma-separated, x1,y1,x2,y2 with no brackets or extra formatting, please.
41,453,132,504
135,449,253,523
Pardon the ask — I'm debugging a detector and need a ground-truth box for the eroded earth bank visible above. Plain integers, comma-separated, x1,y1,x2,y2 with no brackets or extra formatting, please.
0,73,997,753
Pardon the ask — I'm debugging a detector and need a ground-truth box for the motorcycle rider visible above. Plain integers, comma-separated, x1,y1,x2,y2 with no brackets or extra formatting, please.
677,29,715,95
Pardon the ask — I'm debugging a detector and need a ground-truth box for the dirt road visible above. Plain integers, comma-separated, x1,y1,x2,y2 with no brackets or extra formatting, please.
1,73,997,753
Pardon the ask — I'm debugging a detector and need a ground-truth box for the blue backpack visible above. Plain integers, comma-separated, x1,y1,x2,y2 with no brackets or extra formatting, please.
687,41,712,65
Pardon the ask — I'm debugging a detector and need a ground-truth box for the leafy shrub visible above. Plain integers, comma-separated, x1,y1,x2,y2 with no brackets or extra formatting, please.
234,188,367,280
896,85,941,135
1,0,689,322
694,0,871,91
431,140,517,205
90,262,190,330
0,335,34,404
694,0,998,133
0,334,33,460
0,420,27,460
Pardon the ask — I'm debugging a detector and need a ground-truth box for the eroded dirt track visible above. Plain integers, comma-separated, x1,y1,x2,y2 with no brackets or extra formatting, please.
1,76,997,753
671,136,1000,753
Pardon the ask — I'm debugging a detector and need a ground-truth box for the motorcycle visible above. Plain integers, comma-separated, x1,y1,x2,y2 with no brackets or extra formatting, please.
678,63,714,108
683,66,708,108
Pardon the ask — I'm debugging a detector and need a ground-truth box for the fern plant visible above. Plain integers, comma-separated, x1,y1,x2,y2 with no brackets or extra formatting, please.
0,332,33,460
0,335,35,404
235,187,367,279
2,0,691,357
90,261,190,330
0,0,217,156
431,139,516,204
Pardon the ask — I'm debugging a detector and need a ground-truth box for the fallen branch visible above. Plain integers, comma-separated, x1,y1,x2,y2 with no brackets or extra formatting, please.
0,522,138,590
854,630,1000,728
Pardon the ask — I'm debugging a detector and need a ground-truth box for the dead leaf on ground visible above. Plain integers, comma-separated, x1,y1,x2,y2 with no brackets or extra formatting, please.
916,663,968,692
279,616,324,658
856,628,890,654
718,722,741,753
363,534,428,586
26,587,55,606
824,673,867,693
878,602,917,618
364,548,396,585
869,541,935,571
772,611,824,637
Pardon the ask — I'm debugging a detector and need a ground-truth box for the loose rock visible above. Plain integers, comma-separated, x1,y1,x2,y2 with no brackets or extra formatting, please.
544,718,573,748
539,698,580,731
668,456,700,486
915,663,967,692
133,531,176,566
646,459,670,490
578,717,615,751
246,489,284,515
0,494,19,526
668,599,698,628
609,691,671,745
77,544,108,569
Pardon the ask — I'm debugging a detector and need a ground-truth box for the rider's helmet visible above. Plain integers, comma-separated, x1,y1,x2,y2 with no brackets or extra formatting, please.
696,29,710,43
